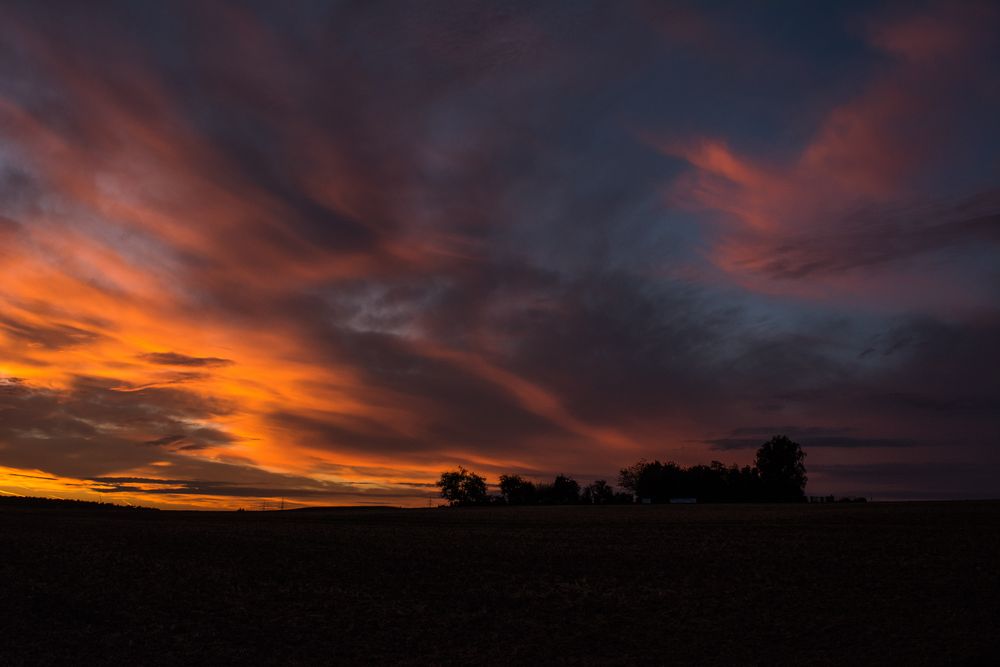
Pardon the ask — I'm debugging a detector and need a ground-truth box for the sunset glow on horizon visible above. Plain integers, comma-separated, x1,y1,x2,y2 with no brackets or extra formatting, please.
1,1,998,508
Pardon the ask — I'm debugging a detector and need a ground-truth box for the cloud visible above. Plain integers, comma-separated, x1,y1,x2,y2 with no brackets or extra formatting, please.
0,375,433,507
753,206,1000,281
704,427,917,451
84,476,415,501
867,2,1000,64
809,462,1000,500
656,3,1000,304
0,375,238,479
0,315,103,350
139,352,233,367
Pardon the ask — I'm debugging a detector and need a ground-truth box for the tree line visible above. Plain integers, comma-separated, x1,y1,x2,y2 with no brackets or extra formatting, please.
436,435,808,506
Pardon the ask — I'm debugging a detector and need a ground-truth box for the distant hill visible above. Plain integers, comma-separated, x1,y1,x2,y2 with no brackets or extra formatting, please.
0,495,158,511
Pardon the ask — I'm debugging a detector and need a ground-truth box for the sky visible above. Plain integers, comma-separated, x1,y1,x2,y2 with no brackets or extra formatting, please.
1,0,998,508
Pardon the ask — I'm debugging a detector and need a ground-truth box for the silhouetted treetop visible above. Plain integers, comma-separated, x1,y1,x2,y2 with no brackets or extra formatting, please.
436,467,488,506
439,436,808,508
754,435,807,502
582,480,615,504
499,474,536,505
616,435,808,503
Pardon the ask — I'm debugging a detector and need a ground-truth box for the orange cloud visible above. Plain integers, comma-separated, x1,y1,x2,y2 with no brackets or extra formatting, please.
656,4,1000,302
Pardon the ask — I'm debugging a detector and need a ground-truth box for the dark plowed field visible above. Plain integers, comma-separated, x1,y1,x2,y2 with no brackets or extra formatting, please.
1,502,998,665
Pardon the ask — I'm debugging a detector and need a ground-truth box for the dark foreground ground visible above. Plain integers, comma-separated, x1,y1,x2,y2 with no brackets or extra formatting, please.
1,502,998,665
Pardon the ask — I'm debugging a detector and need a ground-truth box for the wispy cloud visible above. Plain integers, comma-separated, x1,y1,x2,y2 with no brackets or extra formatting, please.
139,352,233,368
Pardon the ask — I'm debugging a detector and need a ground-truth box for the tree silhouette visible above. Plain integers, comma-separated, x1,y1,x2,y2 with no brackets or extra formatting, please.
551,474,581,504
436,467,489,506
581,480,615,504
754,435,807,502
617,460,685,502
617,460,645,497
536,474,580,504
440,436,808,508
617,454,771,503
499,474,536,505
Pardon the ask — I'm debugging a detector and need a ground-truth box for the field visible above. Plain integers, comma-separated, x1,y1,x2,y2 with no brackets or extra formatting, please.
1,502,998,665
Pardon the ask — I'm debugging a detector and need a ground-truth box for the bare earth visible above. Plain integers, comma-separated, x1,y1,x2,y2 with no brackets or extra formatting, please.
1,502,998,665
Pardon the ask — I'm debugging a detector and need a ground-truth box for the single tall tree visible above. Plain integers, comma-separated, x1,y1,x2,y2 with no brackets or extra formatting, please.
436,467,489,506
754,435,807,502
